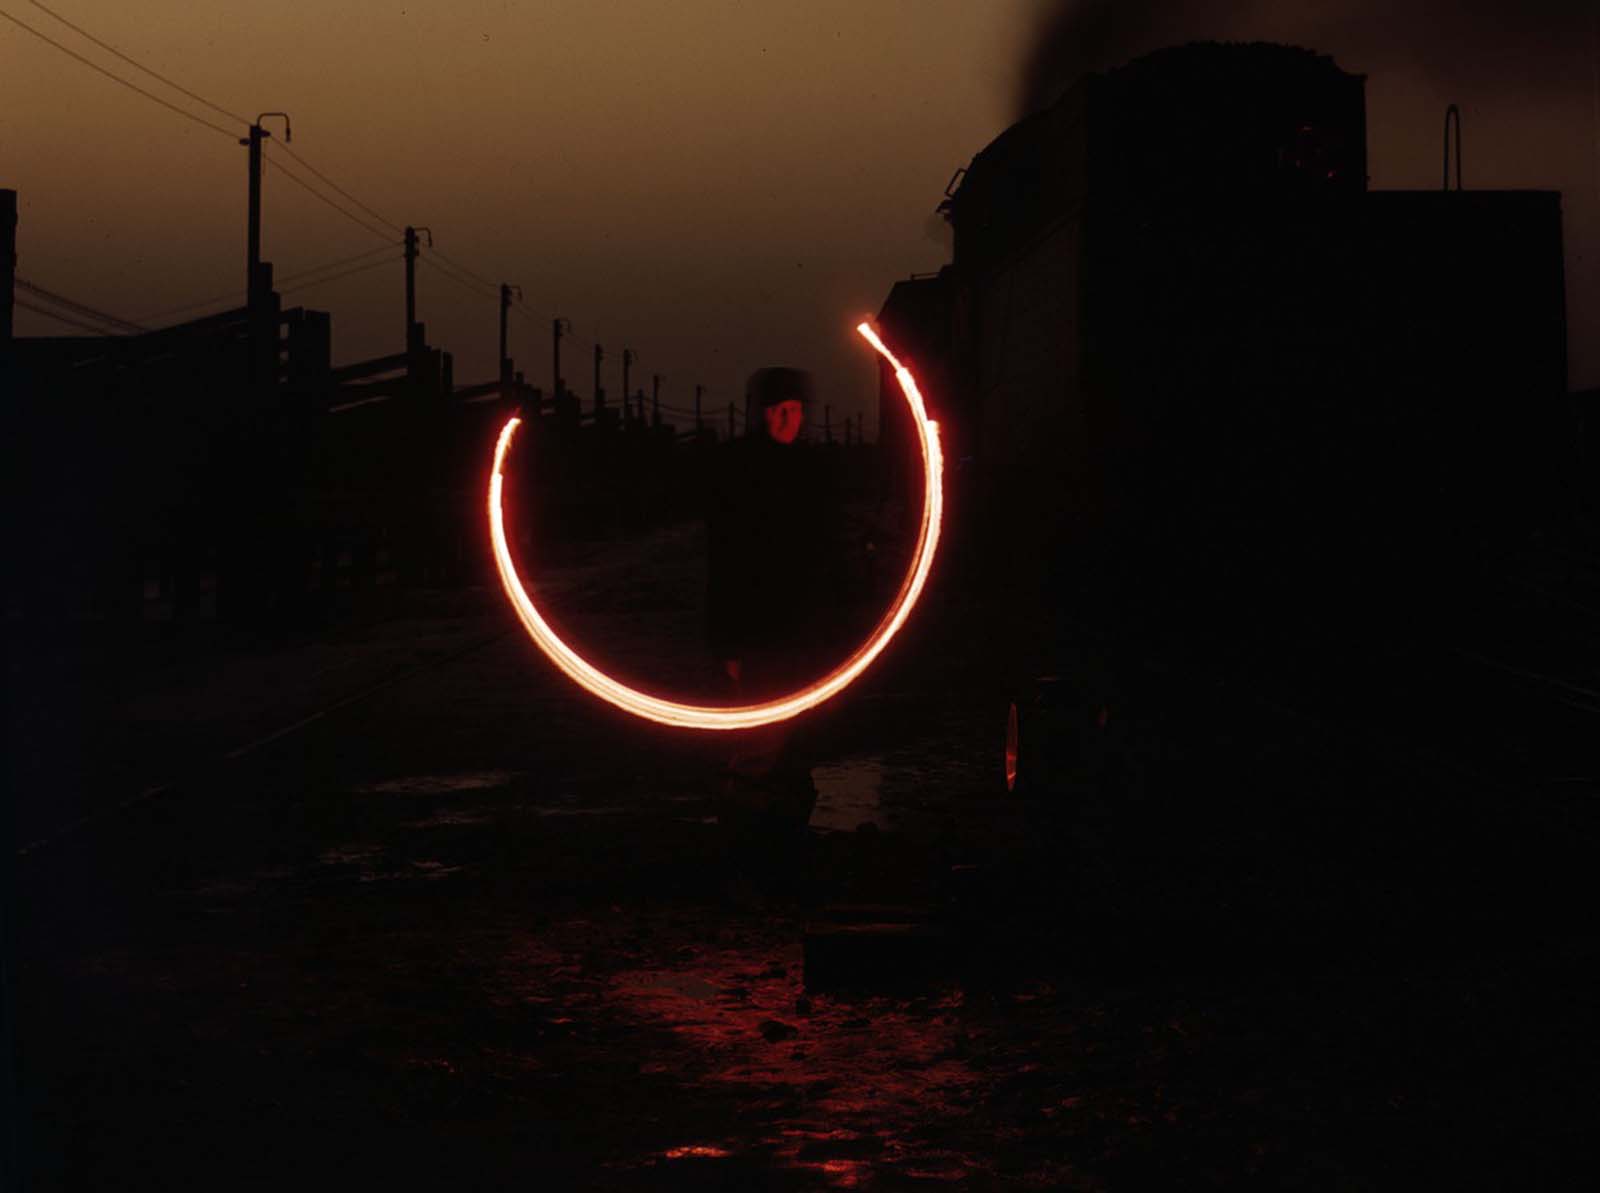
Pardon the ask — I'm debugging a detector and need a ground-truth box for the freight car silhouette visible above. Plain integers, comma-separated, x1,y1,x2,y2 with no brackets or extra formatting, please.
875,44,1581,896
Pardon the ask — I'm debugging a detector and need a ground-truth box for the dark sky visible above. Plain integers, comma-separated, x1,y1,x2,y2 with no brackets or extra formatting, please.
5,0,1595,430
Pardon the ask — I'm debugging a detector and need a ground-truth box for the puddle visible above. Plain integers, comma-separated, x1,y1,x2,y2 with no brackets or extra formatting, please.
803,1157,870,1187
401,860,465,880
315,846,464,883
355,771,515,796
810,759,890,834
400,810,493,829
318,844,382,867
607,942,983,1182
490,911,1030,1186
632,972,723,1002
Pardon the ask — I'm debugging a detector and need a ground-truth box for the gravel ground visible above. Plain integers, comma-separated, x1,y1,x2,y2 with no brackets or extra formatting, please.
11,522,1597,1190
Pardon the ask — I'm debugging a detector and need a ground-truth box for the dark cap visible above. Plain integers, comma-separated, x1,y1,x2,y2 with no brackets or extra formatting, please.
746,367,815,408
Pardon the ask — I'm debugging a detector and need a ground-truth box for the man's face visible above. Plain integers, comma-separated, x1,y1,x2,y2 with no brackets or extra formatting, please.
764,399,804,445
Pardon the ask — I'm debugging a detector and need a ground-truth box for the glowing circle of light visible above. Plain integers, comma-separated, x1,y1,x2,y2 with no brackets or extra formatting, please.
487,321,943,731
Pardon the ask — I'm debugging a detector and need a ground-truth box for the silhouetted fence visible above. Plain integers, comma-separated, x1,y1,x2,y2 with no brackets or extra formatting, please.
4,297,878,631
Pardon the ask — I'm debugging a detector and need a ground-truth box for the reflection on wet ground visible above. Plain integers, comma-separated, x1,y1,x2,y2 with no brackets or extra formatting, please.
611,940,984,1186
811,758,889,833
314,842,465,883
351,769,649,825
486,907,1070,1188
354,770,516,796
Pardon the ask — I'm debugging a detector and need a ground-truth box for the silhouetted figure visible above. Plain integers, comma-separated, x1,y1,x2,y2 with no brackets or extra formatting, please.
705,368,847,855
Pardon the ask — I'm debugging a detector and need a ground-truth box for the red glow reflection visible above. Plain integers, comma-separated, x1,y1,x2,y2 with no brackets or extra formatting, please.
1005,701,1019,792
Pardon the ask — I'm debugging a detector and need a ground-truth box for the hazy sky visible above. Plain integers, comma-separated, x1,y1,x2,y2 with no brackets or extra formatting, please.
5,0,1595,433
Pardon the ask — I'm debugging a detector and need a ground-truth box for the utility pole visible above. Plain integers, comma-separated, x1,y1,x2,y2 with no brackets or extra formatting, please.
694,384,703,434
593,343,605,415
824,404,833,445
621,349,635,419
1443,103,1463,191
651,374,661,429
242,113,290,306
551,317,571,397
499,283,522,381
1,189,15,343
403,226,432,351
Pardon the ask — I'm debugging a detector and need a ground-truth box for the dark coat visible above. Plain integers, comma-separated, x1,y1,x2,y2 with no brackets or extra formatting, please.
705,436,848,685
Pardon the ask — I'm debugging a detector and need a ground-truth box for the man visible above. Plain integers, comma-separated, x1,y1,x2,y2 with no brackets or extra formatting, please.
705,368,847,848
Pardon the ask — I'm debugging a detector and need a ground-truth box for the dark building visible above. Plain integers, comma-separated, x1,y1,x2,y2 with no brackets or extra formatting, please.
879,42,1571,673
874,268,959,533
4,285,340,623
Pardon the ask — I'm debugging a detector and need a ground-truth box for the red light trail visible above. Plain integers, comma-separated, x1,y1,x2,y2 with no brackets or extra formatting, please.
487,321,942,730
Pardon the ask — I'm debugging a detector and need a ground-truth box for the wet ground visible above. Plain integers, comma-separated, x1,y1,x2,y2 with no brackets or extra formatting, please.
10,522,1598,1189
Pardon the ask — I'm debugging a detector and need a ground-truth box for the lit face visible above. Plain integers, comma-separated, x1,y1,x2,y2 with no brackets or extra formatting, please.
764,399,804,444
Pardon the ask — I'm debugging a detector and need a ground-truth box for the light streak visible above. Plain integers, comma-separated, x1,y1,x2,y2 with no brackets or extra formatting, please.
487,321,943,730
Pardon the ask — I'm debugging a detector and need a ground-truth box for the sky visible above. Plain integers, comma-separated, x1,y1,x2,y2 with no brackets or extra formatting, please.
4,0,1596,436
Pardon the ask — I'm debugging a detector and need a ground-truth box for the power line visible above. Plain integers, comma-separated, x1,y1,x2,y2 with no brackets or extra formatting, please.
21,2,412,252
23,0,247,126
9,4,721,392
508,301,544,327
135,242,401,321
416,258,484,303
429,248,500,293
135,287,243,324
273,142,404,235
417,253,500,303
6,5,408,314
14,297,126,335
278,243,403,286
15,277,145,332
421,249,500,298
263,150,396,244
5,16,729,403
425,245,551,328
278,254,401,297
0,7,238,141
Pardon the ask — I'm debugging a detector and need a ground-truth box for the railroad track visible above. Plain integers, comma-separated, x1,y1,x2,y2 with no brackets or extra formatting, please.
13,625,516,861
